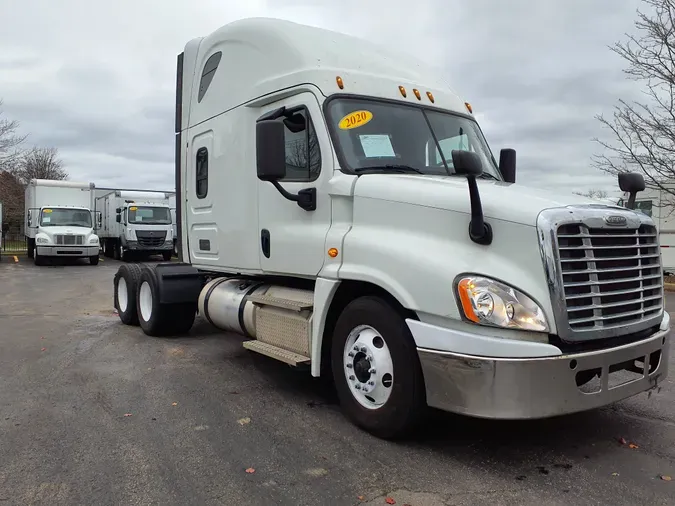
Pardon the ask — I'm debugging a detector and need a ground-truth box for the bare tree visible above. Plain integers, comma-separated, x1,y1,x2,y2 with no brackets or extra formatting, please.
0,170,25,232
574,189,610,199
593,0,675,207
0,99,28,171
14,146,68,184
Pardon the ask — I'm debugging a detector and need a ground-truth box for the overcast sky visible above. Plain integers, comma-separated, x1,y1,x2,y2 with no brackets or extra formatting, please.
0,0,648,197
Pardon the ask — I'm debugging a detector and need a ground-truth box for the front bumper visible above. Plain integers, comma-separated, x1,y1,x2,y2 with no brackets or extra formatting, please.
408,319,670,419
124,240,172,252
37,245,99,257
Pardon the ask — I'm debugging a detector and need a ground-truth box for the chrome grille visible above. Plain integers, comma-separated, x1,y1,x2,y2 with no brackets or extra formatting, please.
557,224,663,331
54,234,84,245
538,206,664,342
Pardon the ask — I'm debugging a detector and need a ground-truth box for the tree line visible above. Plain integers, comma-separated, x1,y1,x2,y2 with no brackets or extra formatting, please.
0,99,68,234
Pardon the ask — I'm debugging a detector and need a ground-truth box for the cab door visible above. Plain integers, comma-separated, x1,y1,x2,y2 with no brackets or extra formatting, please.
257,91,333,276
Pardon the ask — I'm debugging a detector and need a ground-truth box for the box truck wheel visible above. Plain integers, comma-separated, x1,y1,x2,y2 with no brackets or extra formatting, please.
114,264,143,325
27,239,35,259
331,296,426,439
136,267,196,337
34,250,45,266
162,251,172,262
89,254,99,266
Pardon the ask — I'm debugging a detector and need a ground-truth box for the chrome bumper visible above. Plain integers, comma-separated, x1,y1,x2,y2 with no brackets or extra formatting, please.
410,321,670,419
37,246,99,257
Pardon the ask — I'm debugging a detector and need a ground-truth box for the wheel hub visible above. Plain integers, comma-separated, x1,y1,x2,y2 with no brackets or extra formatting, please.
343,325,394,410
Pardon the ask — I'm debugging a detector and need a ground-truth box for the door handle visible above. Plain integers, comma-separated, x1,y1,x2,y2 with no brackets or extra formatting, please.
261,229,271,258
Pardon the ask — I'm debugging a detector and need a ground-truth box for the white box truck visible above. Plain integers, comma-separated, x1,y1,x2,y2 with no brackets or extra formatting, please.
168,193,177,256
111,18,670,439
25,179,100,266
96,190,174,261
617,186,675,275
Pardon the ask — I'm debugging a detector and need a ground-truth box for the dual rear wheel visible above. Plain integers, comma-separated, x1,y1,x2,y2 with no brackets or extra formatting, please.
113,263,196,336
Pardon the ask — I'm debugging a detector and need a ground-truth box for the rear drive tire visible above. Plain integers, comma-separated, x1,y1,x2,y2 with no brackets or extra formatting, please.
89,255,100,266
114,263,143,325
136,267,196,337
331,296,426,439
27,240,35,259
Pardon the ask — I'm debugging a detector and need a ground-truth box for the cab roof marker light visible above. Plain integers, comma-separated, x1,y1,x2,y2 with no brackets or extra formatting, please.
413,88,421,100
336,76,344,89
465,102,473,114
398,85,407,98
426,91,435,103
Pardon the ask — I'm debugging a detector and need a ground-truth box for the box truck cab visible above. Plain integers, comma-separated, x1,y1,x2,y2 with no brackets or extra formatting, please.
97,190,174,261
112,18,670,439
25,179,100,266
617,187,675,275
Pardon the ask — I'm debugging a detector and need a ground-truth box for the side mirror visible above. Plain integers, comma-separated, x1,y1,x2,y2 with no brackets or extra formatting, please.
256,119,287,182
96,212,102,228
452,150,483,176
27,210,32,227
451,150,492,245
499,148,516,184
618,172,646,210
116,207,122,214
116,215,121,223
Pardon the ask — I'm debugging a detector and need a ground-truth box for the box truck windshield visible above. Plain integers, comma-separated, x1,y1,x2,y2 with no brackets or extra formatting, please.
325,97,500,178
41,208,92,228
128,206,172,225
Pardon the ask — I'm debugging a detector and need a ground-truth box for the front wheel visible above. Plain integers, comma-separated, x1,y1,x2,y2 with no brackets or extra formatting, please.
331,296,426,439
89,255,99,266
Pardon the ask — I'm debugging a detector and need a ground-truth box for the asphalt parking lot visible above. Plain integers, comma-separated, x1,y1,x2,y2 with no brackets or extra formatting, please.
0,256,673,506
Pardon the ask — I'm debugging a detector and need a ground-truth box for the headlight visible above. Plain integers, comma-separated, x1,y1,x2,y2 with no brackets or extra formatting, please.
89,237,99,244
456,276,549,332
36,237,49,244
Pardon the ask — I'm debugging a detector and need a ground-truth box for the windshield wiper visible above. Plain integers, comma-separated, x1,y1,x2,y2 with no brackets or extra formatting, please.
354,164,424,174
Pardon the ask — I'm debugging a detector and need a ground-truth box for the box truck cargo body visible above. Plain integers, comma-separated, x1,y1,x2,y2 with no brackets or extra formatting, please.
96,190,174,261
110,18,670,439
24,179,99,265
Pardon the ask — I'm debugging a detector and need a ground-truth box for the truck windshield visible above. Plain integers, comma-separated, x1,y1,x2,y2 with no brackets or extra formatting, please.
325,97,501,179
128,206,172,225
40,208,92,228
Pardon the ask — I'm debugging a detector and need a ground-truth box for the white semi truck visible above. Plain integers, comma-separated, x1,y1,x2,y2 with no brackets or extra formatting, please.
112,18,670,438
25,179,100,266
96,190,174,261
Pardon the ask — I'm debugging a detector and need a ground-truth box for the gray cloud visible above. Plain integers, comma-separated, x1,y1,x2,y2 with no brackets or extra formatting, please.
0,0,649,197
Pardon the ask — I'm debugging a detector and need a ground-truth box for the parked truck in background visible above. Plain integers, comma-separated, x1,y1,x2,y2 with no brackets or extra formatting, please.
617,186,675,275
168,193,178,256
25,179,100,266
112,18,670,439
96,190,174,261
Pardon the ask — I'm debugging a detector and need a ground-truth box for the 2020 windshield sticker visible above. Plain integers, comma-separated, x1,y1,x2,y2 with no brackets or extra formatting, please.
43,209,52,213
129,206,138,211
338,110,373,130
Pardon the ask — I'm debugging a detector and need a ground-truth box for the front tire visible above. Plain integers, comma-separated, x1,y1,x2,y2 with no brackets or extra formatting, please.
136,267,196,337
89,255,100,265
331,296,426,439
114,264,143,325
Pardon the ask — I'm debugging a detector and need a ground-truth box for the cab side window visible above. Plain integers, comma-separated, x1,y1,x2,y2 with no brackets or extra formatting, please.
281,108,321,182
